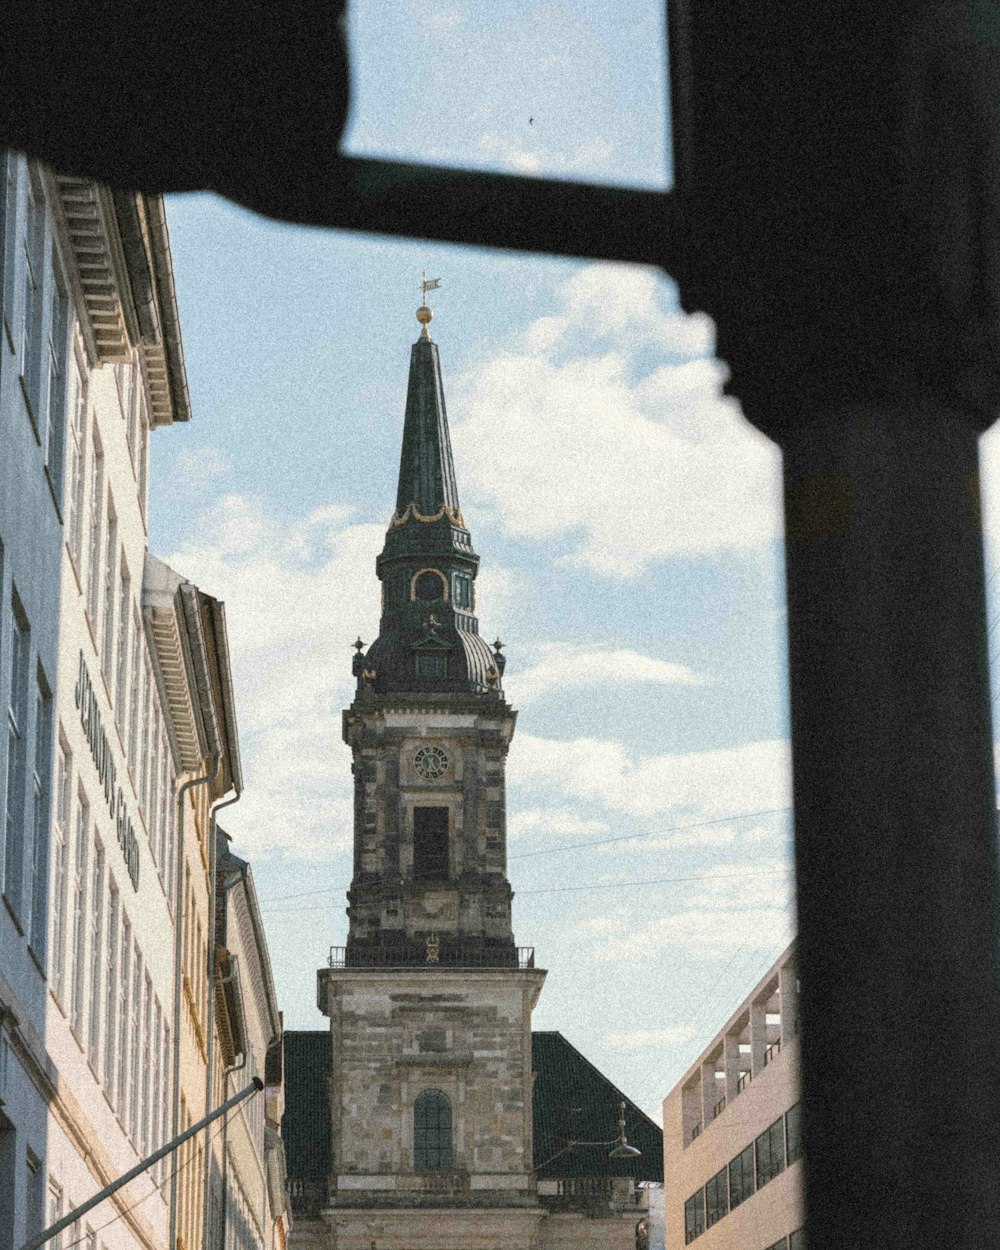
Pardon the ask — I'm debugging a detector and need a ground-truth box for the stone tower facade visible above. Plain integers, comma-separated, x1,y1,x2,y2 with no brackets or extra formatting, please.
316,302,548,1250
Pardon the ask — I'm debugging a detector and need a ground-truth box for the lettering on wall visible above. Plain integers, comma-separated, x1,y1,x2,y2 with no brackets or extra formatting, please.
74,651,140,890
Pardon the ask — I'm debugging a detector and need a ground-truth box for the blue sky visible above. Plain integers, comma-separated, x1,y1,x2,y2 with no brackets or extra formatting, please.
141,0,1000,1118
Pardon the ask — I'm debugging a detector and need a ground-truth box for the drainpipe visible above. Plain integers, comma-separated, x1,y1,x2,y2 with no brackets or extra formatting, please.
168,755,219,1250
203,787,241,1250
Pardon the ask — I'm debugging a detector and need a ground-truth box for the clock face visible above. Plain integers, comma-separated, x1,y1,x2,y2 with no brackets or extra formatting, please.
414,745,450,780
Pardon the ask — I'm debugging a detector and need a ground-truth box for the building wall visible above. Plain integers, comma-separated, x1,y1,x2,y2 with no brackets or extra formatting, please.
44,221,180,1250
662,944,804,1250
320,966,544,1206
0,147,67,1250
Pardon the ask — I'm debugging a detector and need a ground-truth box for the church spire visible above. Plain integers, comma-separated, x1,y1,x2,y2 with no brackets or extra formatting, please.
359,293,503,697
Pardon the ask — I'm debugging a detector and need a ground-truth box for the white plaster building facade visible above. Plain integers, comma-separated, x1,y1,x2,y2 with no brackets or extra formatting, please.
662,943,803,1250
0,151,281,1250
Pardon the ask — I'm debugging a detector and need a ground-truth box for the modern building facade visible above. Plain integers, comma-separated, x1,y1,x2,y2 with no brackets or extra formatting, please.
0,151,285,1250
289,299,652,1250
661,943,803,1250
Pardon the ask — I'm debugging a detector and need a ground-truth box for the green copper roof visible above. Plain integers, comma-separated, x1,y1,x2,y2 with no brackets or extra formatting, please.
281,1029,663,1186
356,325,506,698
532,1032,664,1182
394,335,461,519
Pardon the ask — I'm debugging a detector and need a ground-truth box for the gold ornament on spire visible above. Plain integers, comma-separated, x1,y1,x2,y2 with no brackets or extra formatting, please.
417,271,441,337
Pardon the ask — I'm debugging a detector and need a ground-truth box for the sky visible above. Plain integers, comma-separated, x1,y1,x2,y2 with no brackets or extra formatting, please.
145,0,1000,1121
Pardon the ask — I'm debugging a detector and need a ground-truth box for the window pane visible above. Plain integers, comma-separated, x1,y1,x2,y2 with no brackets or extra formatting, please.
785,1102,803,1165
684,1190,705,1244
755,1117,786,1189
413,807,449,880
414,1089,452,1170
729,1144,755,1209
705,1166,728,1227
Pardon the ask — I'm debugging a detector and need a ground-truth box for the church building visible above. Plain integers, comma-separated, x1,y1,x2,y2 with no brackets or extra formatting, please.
287,295,661,1250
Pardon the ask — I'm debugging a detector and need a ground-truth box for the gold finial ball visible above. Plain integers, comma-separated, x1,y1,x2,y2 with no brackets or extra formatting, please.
416,304,433,327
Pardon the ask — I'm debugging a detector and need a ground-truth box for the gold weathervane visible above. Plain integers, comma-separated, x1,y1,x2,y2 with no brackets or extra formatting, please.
417,271,441,336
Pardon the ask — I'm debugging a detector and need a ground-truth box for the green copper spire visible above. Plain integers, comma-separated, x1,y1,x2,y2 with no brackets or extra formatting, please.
357,300,505,697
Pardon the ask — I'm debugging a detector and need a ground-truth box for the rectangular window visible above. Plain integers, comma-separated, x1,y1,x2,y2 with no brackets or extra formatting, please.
0,154,18,346
28,671,52,956
45,1182,62,1250
128,612,141,778
85,435,103,625
115,562,130,721
149,717,161,866
21,173,45,423
785,1101,802,1165
104,882,119,1092
140,654,152,810
138,406,149,519
755,1116,786,1189
705,1166,728,1228
728,1143,755,1209
70,790,90,1038
684,1190,705,1244
101,503,117,678
66,354,88,572
129,945,142,1140
788,1229,806,1250
415,653,448,679
4,596,30,915
50,740,71,1001
160,1023,170,1186
117,915,131,1114
141,973,153,1153
151,998,162,1162
44,260,69,501
413,806,449,881
87,840,104,1069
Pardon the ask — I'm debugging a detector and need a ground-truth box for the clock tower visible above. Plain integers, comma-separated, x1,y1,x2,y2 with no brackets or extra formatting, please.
317,297,547,1250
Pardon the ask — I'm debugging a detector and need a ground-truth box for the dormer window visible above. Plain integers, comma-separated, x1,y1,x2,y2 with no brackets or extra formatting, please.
413,569,447,601
415,654,448,679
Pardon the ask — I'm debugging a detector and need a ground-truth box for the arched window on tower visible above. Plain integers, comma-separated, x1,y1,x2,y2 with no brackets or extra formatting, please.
414,1089,452,1170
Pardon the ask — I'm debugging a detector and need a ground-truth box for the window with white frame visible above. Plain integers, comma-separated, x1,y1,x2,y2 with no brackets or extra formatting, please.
20,170,45,424
128,610,141,778
160,1022,170,1186
148,716,161,867
28,669,52,956
66,350,88,573
85,433,103,626
101,501,117,679
4,593,30,916
44,258,70,503
87,839,104,1070
0,154,17,344
151,997,162,1165
115,560,130,721
116,914,131,1113
50,738,71,1003
104,881,119,1093
129,944,142,1142
45,1180,62,1250
140,652,152,811
138,403,150,519
141,973,153,1153
70,789,90,1039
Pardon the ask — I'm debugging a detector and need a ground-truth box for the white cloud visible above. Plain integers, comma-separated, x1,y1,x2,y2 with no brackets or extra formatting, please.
508,643,701,704
509,733,791,823
598,864,795,962
604,1026,698,1051
165,494,383,857
452,264,782,578
175,445,231,489
507,806,609,841
476,132,615,177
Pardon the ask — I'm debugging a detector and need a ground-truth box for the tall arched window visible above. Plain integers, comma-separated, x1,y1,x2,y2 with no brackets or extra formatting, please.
414,1089,452,1170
